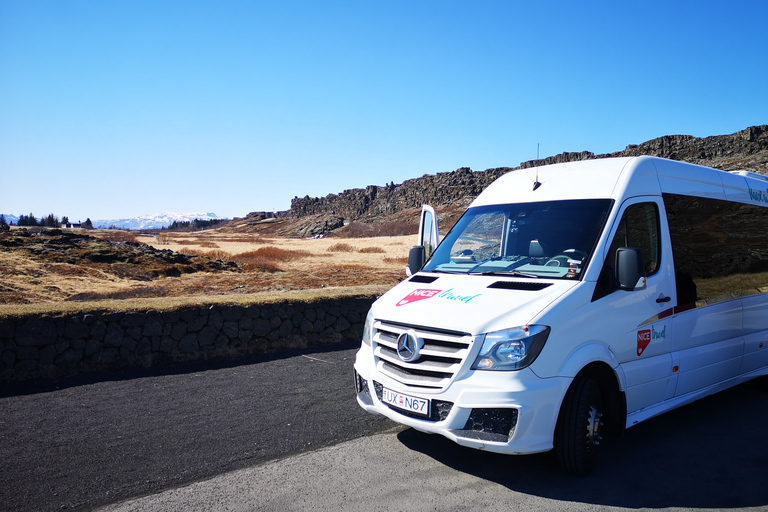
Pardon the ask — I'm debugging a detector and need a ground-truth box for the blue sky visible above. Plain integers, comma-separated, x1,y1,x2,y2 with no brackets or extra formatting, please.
1,0,766,222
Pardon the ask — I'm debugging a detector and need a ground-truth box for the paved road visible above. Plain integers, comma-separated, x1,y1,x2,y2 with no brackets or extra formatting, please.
2,343,768,512
104,379,768,512
0,342,394,512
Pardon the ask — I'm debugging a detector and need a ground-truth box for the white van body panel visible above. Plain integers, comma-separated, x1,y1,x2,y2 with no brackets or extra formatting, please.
375,274,575,336
471,157,662,208
354,156,768,459
654,159,728,200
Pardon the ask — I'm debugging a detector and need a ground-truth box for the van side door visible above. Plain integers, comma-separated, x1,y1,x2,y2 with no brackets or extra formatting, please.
592,197,678,415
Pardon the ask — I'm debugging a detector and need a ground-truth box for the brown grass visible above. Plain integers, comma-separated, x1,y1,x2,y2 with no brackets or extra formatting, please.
327,242,354,253
358,246,385,254
384,256,409,264
221,236,269,243
229,247,311,273
93,231,139,243
180,249,233,262
240,259,283,273
66,285,171,302
243,247,310,261
1,231,415,308
337,220,417,238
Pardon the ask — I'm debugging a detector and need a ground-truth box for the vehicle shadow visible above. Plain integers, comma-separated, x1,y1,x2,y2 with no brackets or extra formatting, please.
397,380,768,509
0,340,362,398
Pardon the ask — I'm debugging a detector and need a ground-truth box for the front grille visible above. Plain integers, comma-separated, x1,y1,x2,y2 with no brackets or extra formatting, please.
372,320,475,390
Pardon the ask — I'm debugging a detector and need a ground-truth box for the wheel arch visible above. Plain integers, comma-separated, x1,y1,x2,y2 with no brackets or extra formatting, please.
569,361,626,439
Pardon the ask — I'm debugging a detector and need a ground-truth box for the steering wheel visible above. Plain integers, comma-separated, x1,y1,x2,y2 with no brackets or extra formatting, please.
545,249,587,267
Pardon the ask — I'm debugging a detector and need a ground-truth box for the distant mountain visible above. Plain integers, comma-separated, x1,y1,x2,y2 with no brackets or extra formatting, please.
93,212,223,230
1,214,19,225
0,212,224,230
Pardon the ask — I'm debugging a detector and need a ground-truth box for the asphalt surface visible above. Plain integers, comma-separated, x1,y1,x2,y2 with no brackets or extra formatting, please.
103,379,768,512
0,342,394,512
2,343,768,512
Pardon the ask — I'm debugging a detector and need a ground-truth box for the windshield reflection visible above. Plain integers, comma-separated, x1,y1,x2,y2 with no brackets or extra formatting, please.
422,199,613,280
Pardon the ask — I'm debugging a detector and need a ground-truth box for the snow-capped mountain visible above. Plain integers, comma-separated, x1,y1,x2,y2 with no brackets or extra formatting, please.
0,214,19,225
93,212,223,230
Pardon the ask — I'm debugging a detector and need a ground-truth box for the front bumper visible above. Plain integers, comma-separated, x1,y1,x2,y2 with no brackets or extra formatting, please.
354,347,571,455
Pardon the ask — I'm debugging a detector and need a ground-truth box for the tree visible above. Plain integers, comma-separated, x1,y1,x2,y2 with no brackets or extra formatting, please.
62,216,69,225
0,214,8,231
44,213,59,227
18,213,38,226
82,218,94,229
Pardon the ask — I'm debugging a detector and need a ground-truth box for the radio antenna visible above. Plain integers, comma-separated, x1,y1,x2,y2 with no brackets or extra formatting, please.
533,143,542,191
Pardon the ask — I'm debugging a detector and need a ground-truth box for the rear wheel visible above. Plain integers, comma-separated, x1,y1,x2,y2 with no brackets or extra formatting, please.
555,377,603,475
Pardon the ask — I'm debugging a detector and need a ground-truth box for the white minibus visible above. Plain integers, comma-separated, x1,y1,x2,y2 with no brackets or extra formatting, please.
354,156,768,474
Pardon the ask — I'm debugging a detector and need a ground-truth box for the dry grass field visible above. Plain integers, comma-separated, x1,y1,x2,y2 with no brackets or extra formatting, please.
0,227,413,314
138,230,412,292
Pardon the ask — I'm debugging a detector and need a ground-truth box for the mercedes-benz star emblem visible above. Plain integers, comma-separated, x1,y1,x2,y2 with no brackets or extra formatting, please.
396,331,423,362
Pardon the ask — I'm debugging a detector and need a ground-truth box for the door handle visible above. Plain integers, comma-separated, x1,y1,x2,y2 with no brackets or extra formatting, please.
656,295,672,303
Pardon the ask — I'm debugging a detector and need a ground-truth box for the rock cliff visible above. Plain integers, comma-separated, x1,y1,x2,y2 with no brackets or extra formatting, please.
290,125,768,224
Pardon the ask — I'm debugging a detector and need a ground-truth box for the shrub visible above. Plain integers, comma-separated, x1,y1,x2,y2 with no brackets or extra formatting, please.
383,256,409,265
236,247,309,262
358,246,385,254
179,249,234,262
200,249,232,261
96,230,139,243
199,241,220,248
327,242,354,252
227,247,309,272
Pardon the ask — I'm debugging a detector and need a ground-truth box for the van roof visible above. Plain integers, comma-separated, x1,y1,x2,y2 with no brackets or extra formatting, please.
470,156,768,209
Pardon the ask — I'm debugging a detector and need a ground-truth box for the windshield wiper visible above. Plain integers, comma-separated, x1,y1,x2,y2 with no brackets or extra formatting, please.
470,270,539,278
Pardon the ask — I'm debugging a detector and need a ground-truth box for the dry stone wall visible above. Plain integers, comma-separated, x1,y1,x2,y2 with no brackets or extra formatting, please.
0,295,375,383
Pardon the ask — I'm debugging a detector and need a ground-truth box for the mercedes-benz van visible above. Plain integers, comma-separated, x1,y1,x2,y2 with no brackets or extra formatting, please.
353,156,768,474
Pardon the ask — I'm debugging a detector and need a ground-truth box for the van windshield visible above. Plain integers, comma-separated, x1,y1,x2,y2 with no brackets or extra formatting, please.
422,199,613,279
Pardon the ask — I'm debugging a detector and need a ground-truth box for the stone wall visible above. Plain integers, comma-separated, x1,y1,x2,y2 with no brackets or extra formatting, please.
0,295,376,383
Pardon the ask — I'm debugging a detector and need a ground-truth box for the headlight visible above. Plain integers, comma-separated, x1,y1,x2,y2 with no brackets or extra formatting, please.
471,325,550,371
361,308,375,346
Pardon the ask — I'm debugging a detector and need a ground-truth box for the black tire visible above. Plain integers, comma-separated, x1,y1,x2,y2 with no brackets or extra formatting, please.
753,375,768,393
555,377,603,476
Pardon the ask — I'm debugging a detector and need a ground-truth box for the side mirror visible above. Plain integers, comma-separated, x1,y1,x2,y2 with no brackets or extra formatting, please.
406,245,426,276
616,247,646,291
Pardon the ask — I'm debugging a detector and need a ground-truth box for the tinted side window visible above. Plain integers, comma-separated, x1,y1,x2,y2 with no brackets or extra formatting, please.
593,202,660,301
607,203,660,275
663,193,768,307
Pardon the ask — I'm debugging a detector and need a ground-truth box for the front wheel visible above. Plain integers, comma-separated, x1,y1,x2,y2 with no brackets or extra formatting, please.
555,377,603,475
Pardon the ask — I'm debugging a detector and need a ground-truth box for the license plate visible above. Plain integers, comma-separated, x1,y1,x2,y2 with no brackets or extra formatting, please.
381,387,430,417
